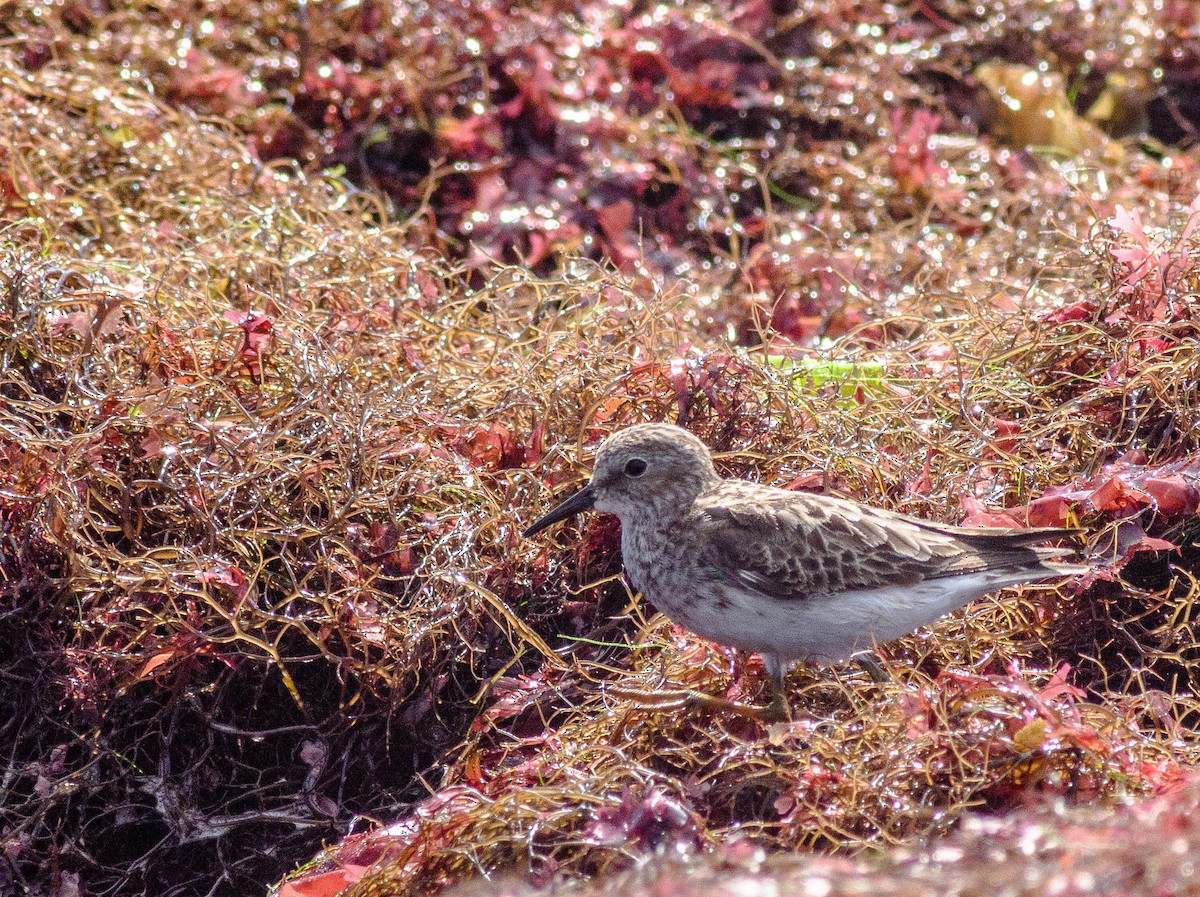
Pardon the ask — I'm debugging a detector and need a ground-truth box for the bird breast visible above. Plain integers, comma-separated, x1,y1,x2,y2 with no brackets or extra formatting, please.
620,518,687,603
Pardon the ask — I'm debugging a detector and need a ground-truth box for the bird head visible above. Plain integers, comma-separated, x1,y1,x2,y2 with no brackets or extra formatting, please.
524,423,719,536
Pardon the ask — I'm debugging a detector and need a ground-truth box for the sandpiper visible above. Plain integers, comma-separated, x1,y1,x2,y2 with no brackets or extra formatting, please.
524,423,1087,721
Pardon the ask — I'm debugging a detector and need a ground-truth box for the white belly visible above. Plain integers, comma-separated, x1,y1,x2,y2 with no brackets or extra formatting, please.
653,572,1013,664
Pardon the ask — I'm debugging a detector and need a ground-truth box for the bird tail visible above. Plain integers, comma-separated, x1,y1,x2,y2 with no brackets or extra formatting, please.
932,523,1085,547
1025,545,1091,577
942,526,1090,579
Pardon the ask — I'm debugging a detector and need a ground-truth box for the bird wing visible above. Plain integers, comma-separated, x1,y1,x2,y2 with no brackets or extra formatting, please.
691,484,1075,600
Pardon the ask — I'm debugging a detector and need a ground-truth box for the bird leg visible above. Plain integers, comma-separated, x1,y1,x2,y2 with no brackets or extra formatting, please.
679,688,789,723
853,651,891,683
608,683,790,723
608,653,791,723
678,652,790,723
614,650,893,722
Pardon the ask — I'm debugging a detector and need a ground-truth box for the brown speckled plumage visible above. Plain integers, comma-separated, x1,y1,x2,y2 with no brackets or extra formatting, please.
525,423,1087,715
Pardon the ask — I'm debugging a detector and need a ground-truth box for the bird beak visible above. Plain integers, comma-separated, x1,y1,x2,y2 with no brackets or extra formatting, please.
523,484,596,537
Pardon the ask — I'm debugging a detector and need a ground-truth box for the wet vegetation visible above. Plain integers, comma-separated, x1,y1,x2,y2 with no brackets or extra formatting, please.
2,2,1200,896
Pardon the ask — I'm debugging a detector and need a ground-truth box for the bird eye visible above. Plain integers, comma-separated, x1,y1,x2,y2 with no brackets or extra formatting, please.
623,458,648,477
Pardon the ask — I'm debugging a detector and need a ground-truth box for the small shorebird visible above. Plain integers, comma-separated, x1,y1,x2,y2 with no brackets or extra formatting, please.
525,423,1086,721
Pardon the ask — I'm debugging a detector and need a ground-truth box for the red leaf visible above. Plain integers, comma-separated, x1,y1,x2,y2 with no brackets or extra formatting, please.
1037,664,1086,703
987,415,1022,454
1128,534,1179,553
138,428,165,461
1040,300,1096,323
1086,474,1148,513
137,651,176,679
222,311,274,377
525,420,546,467
905,451,934,497
1141,475,1200,517
1022,494,1080,530
958,494,1024,528
594,199,637,266
277,866,369,897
